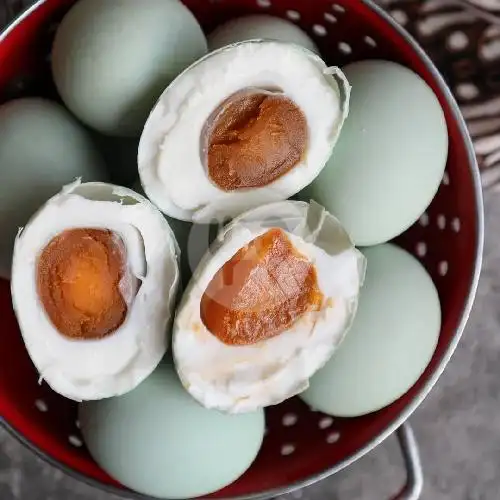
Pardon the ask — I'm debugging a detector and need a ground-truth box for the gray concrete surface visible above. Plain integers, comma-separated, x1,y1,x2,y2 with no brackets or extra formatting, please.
1,1,500,499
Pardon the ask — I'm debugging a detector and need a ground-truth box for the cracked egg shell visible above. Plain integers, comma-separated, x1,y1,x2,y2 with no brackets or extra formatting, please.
138,40,350,223
173,200,365,413
11,181,180,401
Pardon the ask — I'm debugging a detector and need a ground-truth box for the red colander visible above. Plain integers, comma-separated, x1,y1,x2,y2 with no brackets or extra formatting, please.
0,0,484,499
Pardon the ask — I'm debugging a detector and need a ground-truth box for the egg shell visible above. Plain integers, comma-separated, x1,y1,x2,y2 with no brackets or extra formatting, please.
302,60,448,246
79,360,265,499
51,0,207,137
300,243,441,417
0,97,105,280
208,14,318,53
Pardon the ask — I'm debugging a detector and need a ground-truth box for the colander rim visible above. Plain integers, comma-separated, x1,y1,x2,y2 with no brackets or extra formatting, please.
0,0,484,499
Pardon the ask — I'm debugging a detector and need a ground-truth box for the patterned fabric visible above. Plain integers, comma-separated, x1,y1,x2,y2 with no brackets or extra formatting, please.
380,0,500,189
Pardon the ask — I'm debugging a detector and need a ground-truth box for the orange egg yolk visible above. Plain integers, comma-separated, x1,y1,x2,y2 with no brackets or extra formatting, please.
200,228,323,345
37,228,129,340
204,89,308,191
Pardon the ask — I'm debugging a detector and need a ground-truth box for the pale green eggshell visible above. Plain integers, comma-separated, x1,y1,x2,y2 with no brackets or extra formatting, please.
79,360,264,499
51,0,207,137
208,15,318,53
0,98,105,280
303,60,448,246
300,244,441,417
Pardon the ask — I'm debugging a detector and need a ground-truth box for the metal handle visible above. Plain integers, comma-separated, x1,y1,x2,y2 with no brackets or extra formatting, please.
389,423,423,500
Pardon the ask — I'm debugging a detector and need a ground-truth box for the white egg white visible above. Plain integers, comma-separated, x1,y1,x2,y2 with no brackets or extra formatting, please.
11,181,180,401
138,40,350,223
173,201,366,413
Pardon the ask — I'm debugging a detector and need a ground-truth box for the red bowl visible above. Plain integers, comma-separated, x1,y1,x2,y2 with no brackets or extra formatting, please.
0,0,483,498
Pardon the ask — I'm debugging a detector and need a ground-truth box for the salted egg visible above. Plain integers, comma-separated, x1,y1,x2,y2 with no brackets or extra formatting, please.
80,360,264,499
303,60,448,246
300,244,441,417
173,200,365,413
51,0,207,137
0,97,105,280
208,15,318,53
138,40,350,223
11,181,180,401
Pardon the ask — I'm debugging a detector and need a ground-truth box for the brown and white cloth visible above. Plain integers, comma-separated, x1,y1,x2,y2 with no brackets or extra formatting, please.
2,0,500,189
379,0,500,190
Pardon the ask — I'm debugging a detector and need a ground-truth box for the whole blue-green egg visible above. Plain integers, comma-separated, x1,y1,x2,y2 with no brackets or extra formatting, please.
303,60,448,246
300,243,441,417
51,0,208,137
79,360,265,499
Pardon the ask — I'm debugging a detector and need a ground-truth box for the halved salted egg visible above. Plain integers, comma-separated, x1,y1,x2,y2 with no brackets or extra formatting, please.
173,200,365,413
138,40,350,223
11,181,180,401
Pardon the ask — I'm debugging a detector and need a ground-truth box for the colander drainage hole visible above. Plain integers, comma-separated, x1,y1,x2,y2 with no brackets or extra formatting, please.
437,214,446,230
452,217,461,232
75,419,81,429
282,413,298,426
331,3,346,13
438,261,449,277
319,416,333,429
256,0,271,8
324,12,337,24
338,42,352,55
416,242,427,258
69,435,83,448
35,399,48,413
326,432,340,444
313,24,327,37
281,444,295,456
442,172,450,185
286,10,300,21
364,36,377,47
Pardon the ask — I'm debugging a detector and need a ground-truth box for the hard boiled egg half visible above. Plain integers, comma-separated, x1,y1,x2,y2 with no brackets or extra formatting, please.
11,181,180,401
173,200,365,413
138,40,350,223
